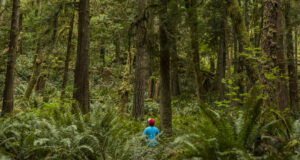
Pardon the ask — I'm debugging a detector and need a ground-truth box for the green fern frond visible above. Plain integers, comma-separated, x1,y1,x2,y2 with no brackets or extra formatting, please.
239,86,263,148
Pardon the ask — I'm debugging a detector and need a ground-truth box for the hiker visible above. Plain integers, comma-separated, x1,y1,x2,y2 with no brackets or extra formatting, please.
142,118,159,146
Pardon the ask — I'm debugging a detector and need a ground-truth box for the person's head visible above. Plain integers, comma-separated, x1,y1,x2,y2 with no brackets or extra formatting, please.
148,118,155,126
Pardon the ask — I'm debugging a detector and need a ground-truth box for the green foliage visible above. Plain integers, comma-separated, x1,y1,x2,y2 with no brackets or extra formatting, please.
172,86,299,160
0,104,161,160
0,0,300,159
0,87,299,159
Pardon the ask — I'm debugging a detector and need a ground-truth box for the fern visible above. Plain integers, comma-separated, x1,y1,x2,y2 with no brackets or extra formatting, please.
172,85,295,160
1,86,298,159
239,86,263,149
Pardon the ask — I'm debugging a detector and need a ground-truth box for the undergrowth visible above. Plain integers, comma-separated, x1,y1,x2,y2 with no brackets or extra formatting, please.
0,102,164,160
0,86,300,159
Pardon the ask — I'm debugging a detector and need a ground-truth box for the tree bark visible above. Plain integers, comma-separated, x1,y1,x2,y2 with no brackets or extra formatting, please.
132,0,147,119
159,0,172,135
2,0,19,114
276,3,289,111
61,9,75,99
145,3,157,98
216,12,227,100
170,0,180,97
171,51,180,97
261,0,278,107
185,0,202,99
285,0,298,113
144,49,151,84
73,0,90,114
261,0,288,110
18,13,23,55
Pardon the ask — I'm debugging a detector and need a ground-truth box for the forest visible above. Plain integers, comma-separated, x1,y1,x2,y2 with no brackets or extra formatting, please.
0,0,300,159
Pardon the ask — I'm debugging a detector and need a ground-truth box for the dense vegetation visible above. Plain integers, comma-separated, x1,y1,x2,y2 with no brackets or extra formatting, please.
0,0,300,159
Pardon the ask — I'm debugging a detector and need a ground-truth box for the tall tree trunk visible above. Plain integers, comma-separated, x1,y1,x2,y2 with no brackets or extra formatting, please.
185,0,202,99
146,5,157,99
216,13,227,100
144,48,151,84
61,9,75,99
285,0,298,113
132,0,147,119
159,0,172,135
276,4,288,111
73,0,90,114
2,0,19,114
261,0,277,107
170,0,180,97
171,50,180,97
261,0,287,109
18,13,23,55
